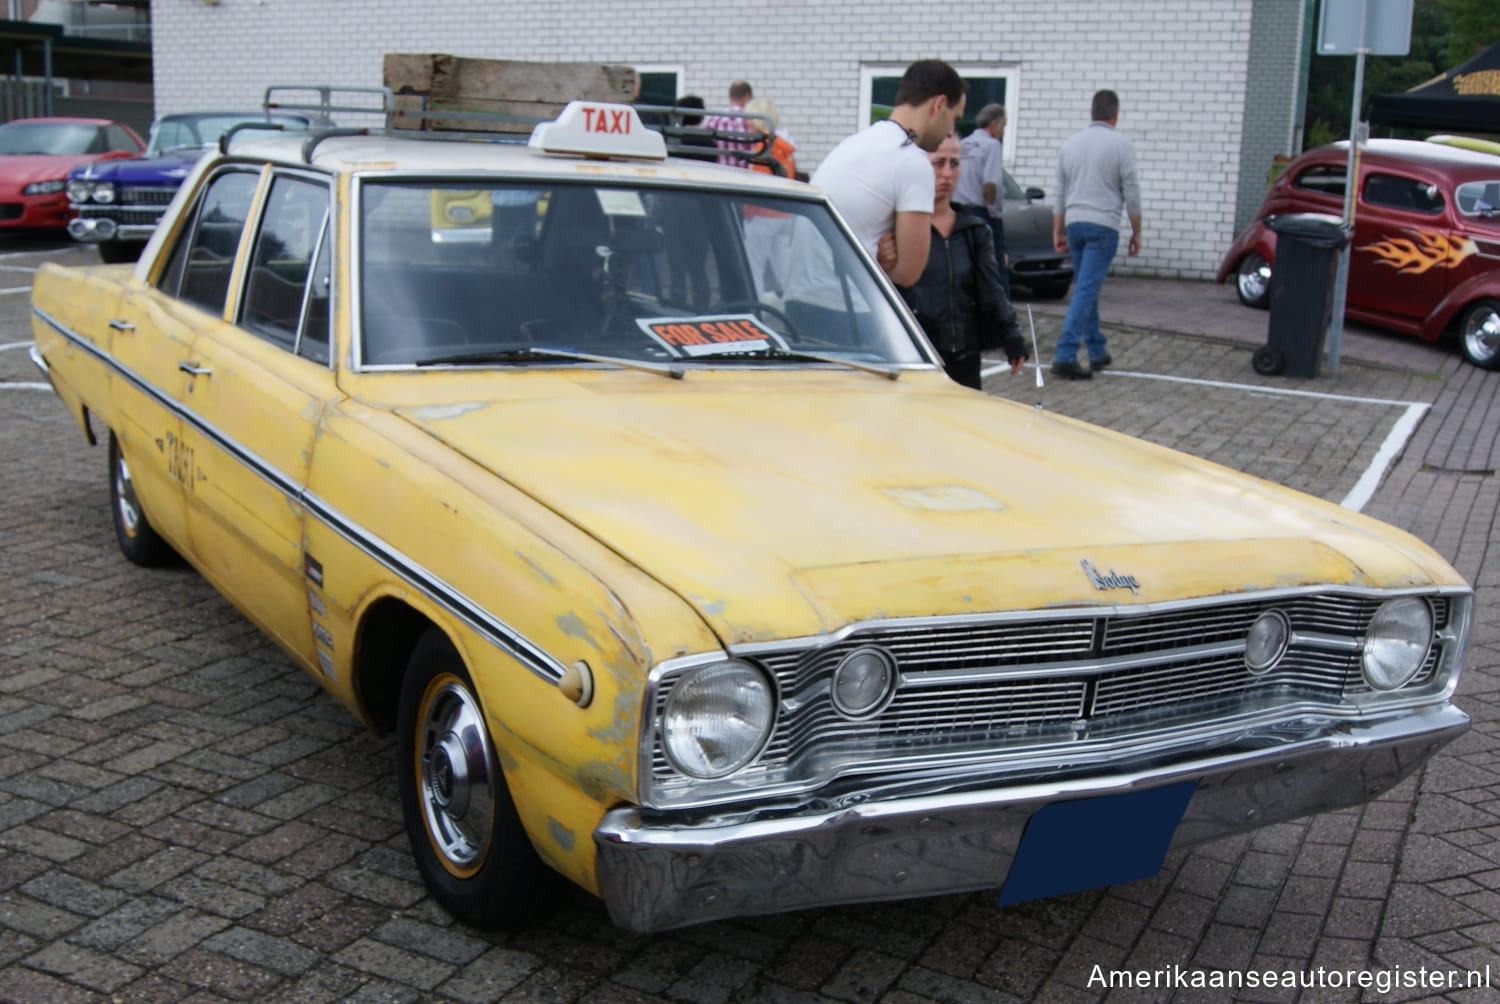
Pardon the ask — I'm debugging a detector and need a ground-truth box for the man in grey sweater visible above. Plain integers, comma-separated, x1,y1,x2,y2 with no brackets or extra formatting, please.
1050,89,1142,380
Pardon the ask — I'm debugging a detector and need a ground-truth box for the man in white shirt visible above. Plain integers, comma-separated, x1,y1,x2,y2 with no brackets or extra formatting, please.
811,60,967,286
955,103,1009,295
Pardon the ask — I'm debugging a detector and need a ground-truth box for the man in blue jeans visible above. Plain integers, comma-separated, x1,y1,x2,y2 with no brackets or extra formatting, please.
1050,89,1142,380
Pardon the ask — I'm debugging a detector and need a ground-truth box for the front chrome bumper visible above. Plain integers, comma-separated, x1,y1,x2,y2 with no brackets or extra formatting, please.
594,704,1468,931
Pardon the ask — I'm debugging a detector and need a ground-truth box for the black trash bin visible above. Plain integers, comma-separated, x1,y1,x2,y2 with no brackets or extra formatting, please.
1254,213,1349,378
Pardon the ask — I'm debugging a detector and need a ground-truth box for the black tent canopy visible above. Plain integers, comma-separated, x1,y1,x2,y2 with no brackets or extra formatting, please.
1368,39,1500,133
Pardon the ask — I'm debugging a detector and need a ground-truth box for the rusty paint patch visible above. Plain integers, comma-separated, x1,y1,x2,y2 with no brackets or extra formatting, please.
546,817,575,851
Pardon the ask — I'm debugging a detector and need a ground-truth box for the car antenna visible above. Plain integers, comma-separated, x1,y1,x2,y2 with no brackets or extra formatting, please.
1027,306,1044,410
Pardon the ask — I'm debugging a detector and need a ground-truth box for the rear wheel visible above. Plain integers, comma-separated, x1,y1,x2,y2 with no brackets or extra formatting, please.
396,629,553,928
1459,299,1500,370
108,431,178,567
1235,253,1272,309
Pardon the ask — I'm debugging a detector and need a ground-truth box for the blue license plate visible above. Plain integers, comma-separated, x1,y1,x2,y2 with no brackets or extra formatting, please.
998,781,1196,906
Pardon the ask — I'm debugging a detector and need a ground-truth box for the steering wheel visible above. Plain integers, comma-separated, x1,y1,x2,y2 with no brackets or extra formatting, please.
708,300,801,340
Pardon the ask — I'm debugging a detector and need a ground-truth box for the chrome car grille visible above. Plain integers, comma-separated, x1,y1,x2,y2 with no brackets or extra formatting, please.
120,187,177,206
647,592,1454,806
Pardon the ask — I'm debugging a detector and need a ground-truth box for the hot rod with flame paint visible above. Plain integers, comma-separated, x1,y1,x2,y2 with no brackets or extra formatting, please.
1217,139,1500,368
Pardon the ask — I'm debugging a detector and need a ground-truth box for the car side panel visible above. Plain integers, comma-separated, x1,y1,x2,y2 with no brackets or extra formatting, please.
177,318,339,668
303,398,725,892
30,263,126,440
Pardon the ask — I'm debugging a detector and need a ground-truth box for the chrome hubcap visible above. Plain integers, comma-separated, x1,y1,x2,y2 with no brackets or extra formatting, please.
1464,307,1500,364
418,678,494,874
1238,256,1271,302
114,454,141,536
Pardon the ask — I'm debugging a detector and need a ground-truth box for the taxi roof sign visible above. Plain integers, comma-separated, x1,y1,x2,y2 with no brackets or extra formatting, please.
528,101,667,161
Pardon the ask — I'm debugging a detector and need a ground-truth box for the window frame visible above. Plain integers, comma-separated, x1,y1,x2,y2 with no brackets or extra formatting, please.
153,164,263,314
237,168,335,359
858,63,1020,163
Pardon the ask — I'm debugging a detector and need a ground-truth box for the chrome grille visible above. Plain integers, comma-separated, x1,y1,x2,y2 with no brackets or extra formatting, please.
120,187,177,206
648,592,1457,796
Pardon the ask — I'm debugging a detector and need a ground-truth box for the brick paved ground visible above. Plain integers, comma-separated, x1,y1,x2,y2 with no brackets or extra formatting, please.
1,241,1496,1002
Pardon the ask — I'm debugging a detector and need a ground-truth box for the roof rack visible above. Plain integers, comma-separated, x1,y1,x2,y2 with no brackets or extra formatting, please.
257,85,783,172
632,103,781,175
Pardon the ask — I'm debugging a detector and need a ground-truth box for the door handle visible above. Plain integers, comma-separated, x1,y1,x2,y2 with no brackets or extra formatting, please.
177,362,212,376
108,319,134,332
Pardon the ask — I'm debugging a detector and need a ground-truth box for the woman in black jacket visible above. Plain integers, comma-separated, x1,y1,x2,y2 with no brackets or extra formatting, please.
893,132,1027,390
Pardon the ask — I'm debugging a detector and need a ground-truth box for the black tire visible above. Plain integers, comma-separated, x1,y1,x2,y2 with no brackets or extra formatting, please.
396,629,554,928
108,431,179,567
1027,279,1072,300
97,241,142,265
1235,253,1272,309
1252,345,1285,376
1458,299,1500,370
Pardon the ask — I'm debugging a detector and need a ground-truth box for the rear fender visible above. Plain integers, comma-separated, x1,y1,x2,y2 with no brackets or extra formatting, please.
1216,225,1276,284
1421,270,1500,342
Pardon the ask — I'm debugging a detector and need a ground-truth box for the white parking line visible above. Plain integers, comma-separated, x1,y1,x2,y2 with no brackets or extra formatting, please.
0,264,37,273
981,362,1428,513
0,382,50,391
0,286,32,296
0,341,31,352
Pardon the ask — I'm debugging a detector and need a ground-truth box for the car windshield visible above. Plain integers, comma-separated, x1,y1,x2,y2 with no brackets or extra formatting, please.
0,121,106,156
358,180,926,370
146,114,306,156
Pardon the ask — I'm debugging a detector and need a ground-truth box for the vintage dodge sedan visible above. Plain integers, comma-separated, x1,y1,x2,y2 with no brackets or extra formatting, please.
30,97,1471,932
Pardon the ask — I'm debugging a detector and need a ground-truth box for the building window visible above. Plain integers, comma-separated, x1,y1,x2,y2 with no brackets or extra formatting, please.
859,64,1018,162
635,65,682,107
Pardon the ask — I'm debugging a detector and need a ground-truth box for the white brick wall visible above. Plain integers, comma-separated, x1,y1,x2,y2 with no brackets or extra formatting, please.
152,0,1271,279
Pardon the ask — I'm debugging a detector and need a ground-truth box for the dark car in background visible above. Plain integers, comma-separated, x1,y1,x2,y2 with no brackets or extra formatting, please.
1217,139,1500,368
1002,169,1072,299
0,116,143,233
66,110,310,262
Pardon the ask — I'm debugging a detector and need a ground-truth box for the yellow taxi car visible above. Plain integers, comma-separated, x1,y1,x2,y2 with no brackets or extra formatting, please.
29,95,1472,933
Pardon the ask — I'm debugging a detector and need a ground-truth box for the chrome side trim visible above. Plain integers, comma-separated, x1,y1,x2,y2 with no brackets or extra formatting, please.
27,343,49,377
596,702,1470,932
31,304,568,684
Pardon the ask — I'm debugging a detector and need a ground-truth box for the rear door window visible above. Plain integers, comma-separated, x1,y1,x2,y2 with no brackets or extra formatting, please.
1362,173,1444,214
161,170,259,315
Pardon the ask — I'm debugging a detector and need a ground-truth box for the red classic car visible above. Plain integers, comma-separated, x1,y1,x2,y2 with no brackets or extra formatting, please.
0,116,144,231
1217,139,1500,368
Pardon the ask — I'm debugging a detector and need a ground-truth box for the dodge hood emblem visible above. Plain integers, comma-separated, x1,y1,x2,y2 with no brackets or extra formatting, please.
1081,559,1140,594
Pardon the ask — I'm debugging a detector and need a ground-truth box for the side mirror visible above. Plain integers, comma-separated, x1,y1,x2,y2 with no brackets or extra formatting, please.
1025,186,1045,201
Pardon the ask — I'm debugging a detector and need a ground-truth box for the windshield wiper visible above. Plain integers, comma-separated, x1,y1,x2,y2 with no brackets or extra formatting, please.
690,347,900,380
414,346,683,379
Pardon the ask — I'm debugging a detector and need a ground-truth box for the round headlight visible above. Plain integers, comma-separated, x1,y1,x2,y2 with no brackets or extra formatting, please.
66,178,92,203
91,181,116,204
662,660,775,779
831,646,897,717
1244,610,1290,675
1362,597,1433,690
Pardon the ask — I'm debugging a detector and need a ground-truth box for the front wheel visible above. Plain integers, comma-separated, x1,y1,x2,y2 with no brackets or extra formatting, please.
1459,299,1500,370
396,629,553,928
108,431,178,567
1235,253,1272,309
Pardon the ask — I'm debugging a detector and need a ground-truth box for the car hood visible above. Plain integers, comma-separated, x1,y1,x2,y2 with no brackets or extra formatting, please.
391,371,1460,644
0,154,106,185
68,152,198,185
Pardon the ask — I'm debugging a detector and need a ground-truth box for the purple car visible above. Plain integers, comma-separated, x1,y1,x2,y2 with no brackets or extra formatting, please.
66,111,310,263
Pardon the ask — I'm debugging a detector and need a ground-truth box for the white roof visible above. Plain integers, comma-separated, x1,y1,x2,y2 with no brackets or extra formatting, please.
228,129,817,196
